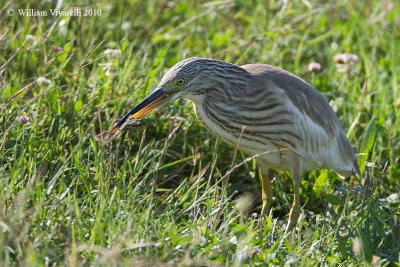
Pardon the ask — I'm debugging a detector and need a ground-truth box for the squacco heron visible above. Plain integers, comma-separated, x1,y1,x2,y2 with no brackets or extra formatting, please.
110,57,360,233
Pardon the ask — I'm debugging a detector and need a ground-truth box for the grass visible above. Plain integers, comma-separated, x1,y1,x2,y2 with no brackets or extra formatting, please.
1,0,399,265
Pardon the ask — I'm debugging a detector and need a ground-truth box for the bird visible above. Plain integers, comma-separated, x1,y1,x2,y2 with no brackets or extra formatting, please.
110,57,360,234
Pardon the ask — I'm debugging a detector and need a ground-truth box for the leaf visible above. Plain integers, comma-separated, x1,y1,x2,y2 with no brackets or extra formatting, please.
74,100,83,111
47,90,60,104
313,169,329,196
359,117,377,174
155,188,172,192
357,229,373,263
326,194,343,206
232,224,248,240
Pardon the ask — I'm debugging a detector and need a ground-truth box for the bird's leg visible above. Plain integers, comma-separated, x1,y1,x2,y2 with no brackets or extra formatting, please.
258,163,273,217
285,162,303,234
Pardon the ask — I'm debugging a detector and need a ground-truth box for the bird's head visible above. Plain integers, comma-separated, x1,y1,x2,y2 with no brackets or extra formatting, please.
110,57,249,134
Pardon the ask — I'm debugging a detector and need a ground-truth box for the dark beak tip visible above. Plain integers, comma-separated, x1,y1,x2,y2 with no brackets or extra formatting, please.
110,86,168,136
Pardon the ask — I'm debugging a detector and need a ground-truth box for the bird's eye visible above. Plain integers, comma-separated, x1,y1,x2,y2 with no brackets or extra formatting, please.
176,78,186,86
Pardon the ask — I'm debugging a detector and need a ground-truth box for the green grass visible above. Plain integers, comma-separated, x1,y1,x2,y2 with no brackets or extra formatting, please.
1,0,399,265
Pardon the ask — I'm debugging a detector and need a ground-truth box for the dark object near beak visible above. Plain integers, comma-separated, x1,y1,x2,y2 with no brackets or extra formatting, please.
114,118,147,132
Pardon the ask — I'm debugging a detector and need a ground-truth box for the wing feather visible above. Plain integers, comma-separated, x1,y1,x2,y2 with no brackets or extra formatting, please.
241,64,359,175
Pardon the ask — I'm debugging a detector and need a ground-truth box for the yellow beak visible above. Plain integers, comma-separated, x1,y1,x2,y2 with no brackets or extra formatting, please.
110,87,170,134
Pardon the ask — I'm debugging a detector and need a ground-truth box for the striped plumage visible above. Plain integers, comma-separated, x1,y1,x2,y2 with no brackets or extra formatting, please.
111,57,360,233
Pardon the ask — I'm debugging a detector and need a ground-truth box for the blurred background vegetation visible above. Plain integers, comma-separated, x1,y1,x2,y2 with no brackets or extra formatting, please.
0,0,399,265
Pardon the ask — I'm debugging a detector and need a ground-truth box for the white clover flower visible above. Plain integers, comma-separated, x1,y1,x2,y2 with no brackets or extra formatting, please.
58,19,67,35
307,62,322,73
334,53,359,64
334,53,360,74
104,49,121,62
24,34,36,48
25,34,35,42
17,116,30,123
121,21,131,30
101,49,121,77
36,76,51,86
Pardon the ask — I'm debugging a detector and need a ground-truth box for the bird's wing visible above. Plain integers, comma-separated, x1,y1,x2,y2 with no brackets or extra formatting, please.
240,64,359,175
242,64,340,135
